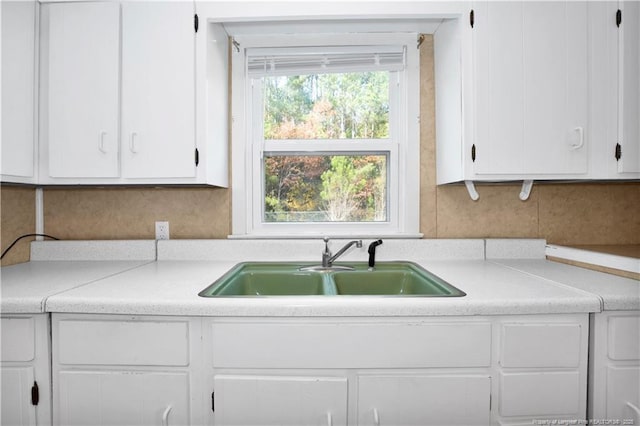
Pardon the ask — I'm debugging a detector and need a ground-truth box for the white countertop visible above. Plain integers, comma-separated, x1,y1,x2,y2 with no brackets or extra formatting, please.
0,260,152,313
0,240,155,314
492,259,640,311
41,258,602,316
2,239,637,317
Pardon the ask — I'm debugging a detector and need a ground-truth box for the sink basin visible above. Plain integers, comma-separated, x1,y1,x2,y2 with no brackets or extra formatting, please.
198,262,465,297
331,262,466,296
199,263,328,296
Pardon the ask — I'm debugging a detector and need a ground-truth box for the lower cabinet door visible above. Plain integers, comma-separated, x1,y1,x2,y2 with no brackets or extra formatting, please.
607,366,640,422
1,366,36,426
357,374,491,425
57,370,189,426
213,375,348,426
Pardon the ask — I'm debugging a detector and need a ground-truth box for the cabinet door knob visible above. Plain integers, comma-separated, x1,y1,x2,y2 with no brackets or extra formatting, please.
161,405,172,426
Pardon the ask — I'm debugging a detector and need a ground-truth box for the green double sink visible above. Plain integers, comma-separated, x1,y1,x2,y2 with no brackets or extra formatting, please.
198,262,466,297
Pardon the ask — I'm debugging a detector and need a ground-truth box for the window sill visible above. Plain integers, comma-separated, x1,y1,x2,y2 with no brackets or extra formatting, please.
227,233,424,240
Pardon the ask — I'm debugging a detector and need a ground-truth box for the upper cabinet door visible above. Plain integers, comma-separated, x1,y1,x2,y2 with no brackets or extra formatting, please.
473,1,589,176
619,1,640,174
1,0,36,181
121,2,196,179
47,2,120,178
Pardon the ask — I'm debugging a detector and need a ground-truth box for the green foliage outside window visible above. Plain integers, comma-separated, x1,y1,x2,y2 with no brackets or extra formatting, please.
262,72,390,223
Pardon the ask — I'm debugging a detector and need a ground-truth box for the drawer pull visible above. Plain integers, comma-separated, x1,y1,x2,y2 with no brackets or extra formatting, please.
326,412,332,426
99,132,108,153
130,132,139,153
373,407,380,426
570,126,584,150
161,405,172,426
625,401,640,422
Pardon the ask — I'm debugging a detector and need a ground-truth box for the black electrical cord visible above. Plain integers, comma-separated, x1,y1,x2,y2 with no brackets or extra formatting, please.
1,233,59,260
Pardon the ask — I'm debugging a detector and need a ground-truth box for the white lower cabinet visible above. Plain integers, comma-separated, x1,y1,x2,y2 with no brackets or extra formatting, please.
357,374,491,425
50,313,590,425
51,314,204,426
205,315,589,426
589,311,640,423
58,371,189,426
1,314,51,426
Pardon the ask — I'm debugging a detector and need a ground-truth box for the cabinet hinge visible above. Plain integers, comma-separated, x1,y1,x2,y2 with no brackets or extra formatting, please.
616,9,622,27
31,381,39,406
470,9,475,28
471,144,476,162
195,148,200,166
194,13,199,33
615,143,622,161
211,391,215,412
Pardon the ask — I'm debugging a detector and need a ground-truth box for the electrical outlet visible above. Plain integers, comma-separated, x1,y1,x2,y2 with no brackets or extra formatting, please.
155,221,170,240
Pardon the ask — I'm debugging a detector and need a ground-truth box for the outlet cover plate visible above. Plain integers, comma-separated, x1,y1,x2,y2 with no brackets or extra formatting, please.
155,221,170,240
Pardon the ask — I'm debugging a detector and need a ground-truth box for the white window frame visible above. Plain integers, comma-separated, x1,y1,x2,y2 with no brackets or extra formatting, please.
231,33,420,238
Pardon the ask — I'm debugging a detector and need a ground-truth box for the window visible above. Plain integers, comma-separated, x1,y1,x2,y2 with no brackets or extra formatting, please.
231,33,420,237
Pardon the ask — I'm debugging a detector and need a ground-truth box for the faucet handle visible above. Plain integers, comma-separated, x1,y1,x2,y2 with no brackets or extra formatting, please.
322,237,331,254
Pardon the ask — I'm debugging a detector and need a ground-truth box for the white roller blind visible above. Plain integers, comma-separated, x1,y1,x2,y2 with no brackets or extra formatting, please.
247,45,406,76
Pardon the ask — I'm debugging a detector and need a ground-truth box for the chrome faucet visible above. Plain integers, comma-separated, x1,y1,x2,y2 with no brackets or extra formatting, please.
322,237,362,268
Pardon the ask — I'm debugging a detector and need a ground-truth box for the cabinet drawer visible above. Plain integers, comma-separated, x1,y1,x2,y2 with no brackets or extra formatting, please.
1,317,35,362
500,323,582,367
608,315,640,360
57,319,189,366
210,321,491,368
499,371,581,417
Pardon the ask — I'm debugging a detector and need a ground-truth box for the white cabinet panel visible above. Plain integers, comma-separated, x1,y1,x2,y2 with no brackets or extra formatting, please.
47,2,120,178
608,315,640,360
121,2,195,179
1,0,36,181
210,321,491,368
213,375,347,426
473,1,524,175
57,319,189,366
500,323,582,368
619,1,640,174
0,317,35,362
0,366,36,426
1,314,51,426
499,371,581,417
58,370,189,426
607,366,640,422
357,374,491,426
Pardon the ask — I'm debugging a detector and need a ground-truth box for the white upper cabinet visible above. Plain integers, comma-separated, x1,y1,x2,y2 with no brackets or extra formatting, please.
618,1,640,175
436,0,590,183
473,1,588,177
46,2,120,178
589,1,640,179
121,2,195,179
38,0,228,185
1,0,37,183
436,0,640,184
